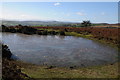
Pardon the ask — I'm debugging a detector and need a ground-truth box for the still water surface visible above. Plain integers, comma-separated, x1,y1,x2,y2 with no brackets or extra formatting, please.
1,32,118,67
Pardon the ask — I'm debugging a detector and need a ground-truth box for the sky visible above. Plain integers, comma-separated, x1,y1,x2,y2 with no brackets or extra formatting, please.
0,2,118,23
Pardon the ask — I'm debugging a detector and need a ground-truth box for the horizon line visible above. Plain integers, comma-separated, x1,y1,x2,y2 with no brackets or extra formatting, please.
1,19,118,24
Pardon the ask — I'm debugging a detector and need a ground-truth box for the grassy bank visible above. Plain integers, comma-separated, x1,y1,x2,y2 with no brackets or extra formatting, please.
65,31,118,49
35,27,119,49
11,60,119,78
65,32,93,38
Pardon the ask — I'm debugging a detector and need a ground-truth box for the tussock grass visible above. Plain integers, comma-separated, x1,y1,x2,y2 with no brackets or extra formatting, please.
13,60,119,78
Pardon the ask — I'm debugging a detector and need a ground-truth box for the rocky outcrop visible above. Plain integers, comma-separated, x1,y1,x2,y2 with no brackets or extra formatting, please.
2,44,33,80
2,44,12,59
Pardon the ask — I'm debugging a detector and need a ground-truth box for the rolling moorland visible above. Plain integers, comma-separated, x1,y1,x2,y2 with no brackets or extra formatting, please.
1,20,120,79
1,20,119,27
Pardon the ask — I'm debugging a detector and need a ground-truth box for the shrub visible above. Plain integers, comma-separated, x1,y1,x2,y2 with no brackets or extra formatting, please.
42,30,48,35
37,31,42,35
9,28,17,33
20,26,37,35
81,20,91,27
48,31,56,35
60,31,65,35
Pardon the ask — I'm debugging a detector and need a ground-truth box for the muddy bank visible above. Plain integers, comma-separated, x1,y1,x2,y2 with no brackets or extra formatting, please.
2,44,33,80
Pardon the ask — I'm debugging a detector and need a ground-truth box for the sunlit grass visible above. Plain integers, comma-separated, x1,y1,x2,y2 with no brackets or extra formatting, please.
65,32,93,38
14,60,119,78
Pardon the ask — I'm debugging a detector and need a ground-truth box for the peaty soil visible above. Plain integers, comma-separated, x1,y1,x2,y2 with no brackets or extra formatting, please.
2,44,34,80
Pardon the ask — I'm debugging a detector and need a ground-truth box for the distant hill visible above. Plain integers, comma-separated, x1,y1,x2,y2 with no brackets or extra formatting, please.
1,20,73,26
1,20,118,27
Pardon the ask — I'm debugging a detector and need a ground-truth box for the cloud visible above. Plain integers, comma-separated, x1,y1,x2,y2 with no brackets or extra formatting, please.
20,14,28,17
1,13,47,21
54,2,61,6
101,12,105,15
66,13,70,16
76,12,85,16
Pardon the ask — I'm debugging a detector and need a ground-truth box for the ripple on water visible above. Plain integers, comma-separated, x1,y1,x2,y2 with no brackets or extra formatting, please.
1,32,118,67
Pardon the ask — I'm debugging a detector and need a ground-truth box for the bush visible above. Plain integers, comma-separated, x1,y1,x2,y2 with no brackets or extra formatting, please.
20,26,37,35
81,20,91,27
48,31,56,35
9,28,17,33
37,31,42,35
60,31,65,35
42,30,48,35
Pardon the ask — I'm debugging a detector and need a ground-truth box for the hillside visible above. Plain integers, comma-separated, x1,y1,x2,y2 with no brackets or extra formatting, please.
1,20,73,26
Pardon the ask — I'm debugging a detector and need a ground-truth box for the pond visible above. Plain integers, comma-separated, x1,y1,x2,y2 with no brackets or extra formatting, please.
1,32,118,67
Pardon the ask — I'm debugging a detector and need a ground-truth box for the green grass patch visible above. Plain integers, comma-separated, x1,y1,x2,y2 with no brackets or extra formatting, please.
13,60,119,78
65,32,93,38
37,28,60,32
65,31,118,49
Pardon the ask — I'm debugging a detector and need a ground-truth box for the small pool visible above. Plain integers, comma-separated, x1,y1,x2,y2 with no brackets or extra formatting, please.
1,32,118,67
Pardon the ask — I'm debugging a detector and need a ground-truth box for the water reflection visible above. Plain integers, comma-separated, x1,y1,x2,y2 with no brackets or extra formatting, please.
1,32,118,67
